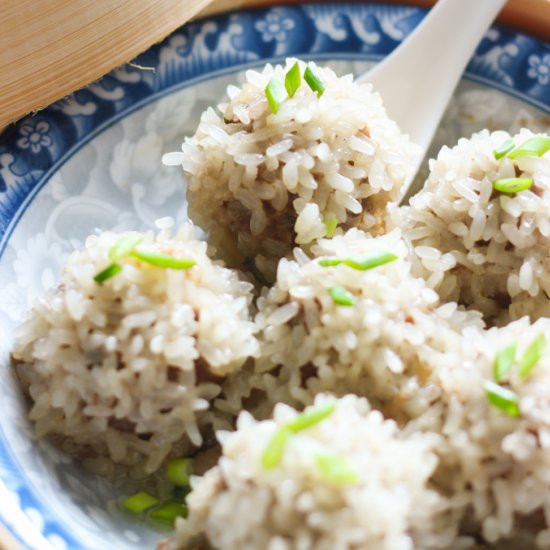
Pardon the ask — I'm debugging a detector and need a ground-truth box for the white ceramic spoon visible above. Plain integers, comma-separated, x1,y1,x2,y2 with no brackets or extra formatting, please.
357,0,507,199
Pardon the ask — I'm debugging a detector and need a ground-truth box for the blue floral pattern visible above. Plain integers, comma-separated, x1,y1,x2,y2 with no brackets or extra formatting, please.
0,4,549,550
527,52,550,86
254,8,296,42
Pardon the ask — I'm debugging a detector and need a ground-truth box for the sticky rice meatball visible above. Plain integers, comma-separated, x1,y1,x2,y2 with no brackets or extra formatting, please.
396,129,550,325
415,318,550,547
163,394,447,550
12,221,258,475
218,229,482,425
164,58,419,282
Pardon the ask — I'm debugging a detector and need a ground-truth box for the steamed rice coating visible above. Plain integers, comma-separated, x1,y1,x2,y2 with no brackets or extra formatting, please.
166,394,447,550
396,129,550,325
12,222,259,474
168,58,419,281
218,229,483,424
407,317,550,546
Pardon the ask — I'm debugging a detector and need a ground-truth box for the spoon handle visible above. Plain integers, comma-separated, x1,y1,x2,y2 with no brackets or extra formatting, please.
359,0,507,159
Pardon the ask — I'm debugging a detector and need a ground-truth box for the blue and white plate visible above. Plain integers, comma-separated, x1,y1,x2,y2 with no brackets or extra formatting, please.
0,3,549,549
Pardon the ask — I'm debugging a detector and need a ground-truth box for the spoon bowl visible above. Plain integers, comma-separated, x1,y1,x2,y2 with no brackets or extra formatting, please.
358,0,507,199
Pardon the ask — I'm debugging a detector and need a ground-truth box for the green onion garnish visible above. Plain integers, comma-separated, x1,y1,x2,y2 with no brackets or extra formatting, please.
493,139,514,160
343,253,398,271
262,402,336,469
93,263,122,284
318,258,342,267
519,333,546,379
323,218,338,238
304,64,326,97
121,491,159,514
148,501,187,525
265,74,287,114
285,62,301,97
493,341,517,382
316,454,359,485
508,136,550,159
319,252,398,271
483,380,520,417
286,401,336,432
492,177,533,194
166,458,193,487
329,287,355,306
131,250,196,270
108,234,144,261
261,427,292,470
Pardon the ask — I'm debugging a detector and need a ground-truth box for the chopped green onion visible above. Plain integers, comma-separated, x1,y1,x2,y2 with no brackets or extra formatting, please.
262,402,336,469
316,454,359,485
285,62,301,97
265,75,287,114
108,234,143,261
329,287,355,306
492,341,517,382
493,139,514,160
286,401,336,433
319,258,342,267
148,500,187,525
121,491,159,514
93,263,122,284
304,64,326,97
261,427,291,469
166,458,193,487
343,253,398,271
508,136,550,159
492,177,533,194
519,333,546,379
323,218,338,238
483,380,520,417
131,250,196,270
319,252,398,271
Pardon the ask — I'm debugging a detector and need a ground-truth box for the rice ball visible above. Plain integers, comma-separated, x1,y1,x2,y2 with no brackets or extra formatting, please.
218,229,482,424
164,394,447,550
414,318,550,547
165,58,419,282
12,222,259,475
397,129,550,326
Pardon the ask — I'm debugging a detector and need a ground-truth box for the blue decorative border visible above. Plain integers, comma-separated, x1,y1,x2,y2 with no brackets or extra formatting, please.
0,3,548,548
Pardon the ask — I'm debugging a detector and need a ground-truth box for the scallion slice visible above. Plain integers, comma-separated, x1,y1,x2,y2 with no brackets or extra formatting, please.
265,75,287,114
319,252,397,271
108,234,143,261
262,402,336,469
483,380,520,417
519,333,546,379
492,177,533,194
508,136,550,159
304,64,326,97
343,253,398,271
323,218,338,238
148,501,187,525
316,454,359,485
492,341,517,382
131,250,196,270
93,263,122,284
261,427,291,470
286,401,336,433
493,139,514,160
166,458,193,487
319,258,342,267
285,62,301,97
329,286,355,306
121,491,159,514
